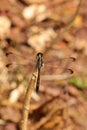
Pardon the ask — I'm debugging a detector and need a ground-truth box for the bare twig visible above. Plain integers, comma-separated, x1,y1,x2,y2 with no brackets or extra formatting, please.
44,0,82,54
20,71,38,130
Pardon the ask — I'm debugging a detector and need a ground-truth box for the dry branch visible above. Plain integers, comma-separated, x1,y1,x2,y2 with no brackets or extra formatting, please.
44,0,82,54
20,71,38,130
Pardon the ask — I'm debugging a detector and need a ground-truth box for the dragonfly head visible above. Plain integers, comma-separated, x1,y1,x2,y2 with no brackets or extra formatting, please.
37,52,43,57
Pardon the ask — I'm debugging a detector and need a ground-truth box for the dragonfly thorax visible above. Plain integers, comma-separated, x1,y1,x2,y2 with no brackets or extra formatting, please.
37,52,43,69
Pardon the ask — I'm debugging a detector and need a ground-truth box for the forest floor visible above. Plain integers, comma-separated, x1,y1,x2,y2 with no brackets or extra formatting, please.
0,0,87,130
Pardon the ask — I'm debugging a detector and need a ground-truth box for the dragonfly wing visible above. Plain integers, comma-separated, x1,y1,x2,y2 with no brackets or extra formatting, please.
42,57,75,74
5,51,36,71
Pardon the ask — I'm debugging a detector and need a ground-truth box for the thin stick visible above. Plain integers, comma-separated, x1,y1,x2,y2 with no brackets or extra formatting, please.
44,0,82,53
20,71,38,130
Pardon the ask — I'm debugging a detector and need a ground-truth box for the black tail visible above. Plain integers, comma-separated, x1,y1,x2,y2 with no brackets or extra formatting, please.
36,69,40,93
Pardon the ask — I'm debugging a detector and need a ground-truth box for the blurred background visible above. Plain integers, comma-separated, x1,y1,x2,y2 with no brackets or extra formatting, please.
0,0,87,130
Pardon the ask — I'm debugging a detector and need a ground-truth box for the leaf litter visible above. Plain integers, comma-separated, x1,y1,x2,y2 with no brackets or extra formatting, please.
0,0,87,130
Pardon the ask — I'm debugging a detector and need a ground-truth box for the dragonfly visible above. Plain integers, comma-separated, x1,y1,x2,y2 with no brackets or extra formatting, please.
5,51,76,93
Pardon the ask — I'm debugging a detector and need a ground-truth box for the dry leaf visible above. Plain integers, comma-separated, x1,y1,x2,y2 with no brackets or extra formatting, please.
22,4,38,20
28,28,56,52
9,85,24,103
22,4,49,22
0,16,11,39
73,15,83,28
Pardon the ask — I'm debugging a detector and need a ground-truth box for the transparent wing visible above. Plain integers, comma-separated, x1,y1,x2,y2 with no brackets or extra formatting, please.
42,55,75,74
5,51,75,78
5,51,36,72
5,51,76,93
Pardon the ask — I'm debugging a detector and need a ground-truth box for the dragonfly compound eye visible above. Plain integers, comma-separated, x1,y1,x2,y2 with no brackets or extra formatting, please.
37,52,43,57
